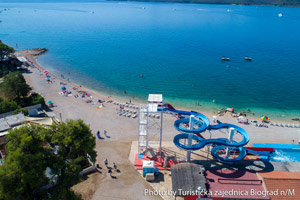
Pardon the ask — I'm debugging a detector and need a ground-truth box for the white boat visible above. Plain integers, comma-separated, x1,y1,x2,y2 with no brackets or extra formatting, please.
244,56,252,61
278,13,283,17
221,57,230,61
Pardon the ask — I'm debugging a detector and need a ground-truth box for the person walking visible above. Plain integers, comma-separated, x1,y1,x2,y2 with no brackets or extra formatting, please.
96,130,100,139
104,158,108,167
108,168,112,177
113,162,117,170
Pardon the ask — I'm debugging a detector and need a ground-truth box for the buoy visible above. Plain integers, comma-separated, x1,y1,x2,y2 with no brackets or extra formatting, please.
139,74,144,77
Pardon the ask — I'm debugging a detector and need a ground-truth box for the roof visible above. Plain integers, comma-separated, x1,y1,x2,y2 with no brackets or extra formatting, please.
171,163,206,197
143,160,154,168
259,171,300,179
26,117,53,126
16,56,27,62
5,113,26,126
148,94,163,103
206,170,270,199
0,114,26,136
258,171,300,200
0,118,10,132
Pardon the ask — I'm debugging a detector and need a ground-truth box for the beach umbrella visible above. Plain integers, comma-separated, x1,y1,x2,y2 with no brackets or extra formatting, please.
61,86,66,90
46,78,50,82
260,115,270,121
46,100,53,104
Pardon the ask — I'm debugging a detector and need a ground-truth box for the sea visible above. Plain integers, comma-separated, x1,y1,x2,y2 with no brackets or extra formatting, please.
1,1,300,120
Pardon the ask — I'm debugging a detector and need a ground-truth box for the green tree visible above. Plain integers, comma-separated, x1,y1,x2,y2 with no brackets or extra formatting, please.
3,72,31,101
0,120,95,200
0,40,14,62
0,125,50,200
45,119,96,198
0,100,20,114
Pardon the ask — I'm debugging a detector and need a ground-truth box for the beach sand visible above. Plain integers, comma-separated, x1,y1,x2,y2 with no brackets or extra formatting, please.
18,49,300,199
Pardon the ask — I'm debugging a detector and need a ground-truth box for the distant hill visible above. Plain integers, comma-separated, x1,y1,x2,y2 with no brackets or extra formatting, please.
110,0,300,6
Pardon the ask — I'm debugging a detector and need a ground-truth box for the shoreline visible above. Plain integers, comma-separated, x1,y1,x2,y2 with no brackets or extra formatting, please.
17,48,300,198
19,49,300,124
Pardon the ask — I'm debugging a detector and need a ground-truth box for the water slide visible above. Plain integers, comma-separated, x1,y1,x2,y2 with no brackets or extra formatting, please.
165,108,272,163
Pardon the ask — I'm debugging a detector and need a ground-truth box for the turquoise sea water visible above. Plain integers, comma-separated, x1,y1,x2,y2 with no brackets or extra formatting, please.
1,1,300,120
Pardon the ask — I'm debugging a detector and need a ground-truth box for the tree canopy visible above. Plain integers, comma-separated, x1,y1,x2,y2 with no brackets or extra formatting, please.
0,100,19,114
2,72,31,101
46,120,96,199
0,125,49,200
0,40,14,61
0,119,96,200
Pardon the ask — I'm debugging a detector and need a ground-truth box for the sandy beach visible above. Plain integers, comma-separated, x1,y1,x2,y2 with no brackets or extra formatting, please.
18,49,300,199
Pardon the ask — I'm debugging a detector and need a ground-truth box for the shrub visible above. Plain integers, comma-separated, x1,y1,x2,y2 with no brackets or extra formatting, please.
0,100,20,114
12,108,29,116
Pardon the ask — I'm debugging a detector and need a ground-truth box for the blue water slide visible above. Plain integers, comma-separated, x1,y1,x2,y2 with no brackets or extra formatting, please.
164,108,210,133
165,108,272,163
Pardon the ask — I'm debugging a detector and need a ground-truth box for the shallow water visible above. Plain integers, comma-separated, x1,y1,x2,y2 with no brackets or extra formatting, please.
1,1,300,120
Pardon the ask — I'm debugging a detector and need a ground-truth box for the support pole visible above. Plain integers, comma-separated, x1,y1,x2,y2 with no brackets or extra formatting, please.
226,128,235,158
159,109,163,157
187,115,195,162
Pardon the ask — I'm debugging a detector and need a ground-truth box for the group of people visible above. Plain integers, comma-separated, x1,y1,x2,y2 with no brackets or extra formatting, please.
104,158,118,178
96,130,107,139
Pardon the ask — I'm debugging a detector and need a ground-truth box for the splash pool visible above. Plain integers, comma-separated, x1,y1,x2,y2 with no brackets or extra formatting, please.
253,143,300,162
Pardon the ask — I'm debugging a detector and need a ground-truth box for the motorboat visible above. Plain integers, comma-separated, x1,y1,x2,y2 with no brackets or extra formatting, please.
244,56,252,61
221,57,230,61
